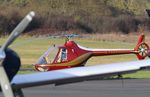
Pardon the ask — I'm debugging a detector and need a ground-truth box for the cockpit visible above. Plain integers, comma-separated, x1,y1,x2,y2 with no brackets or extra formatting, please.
37,45,68,65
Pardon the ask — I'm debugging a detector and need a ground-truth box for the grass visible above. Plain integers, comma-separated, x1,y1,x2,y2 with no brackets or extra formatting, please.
124,70,150,78
1,34,150,78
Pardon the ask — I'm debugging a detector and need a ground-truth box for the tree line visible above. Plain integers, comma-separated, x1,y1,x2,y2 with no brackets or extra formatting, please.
0,0,150,35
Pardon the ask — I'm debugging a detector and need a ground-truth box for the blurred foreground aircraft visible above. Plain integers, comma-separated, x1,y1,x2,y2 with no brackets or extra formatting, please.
1,10,150,97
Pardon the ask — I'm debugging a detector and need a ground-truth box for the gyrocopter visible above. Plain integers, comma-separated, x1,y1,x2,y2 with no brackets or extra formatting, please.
34,33,150,71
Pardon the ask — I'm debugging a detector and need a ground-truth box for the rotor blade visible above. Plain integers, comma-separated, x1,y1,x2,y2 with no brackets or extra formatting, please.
1,11,35,53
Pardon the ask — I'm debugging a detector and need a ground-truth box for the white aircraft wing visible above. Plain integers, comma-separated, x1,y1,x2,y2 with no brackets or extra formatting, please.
11,59,150,89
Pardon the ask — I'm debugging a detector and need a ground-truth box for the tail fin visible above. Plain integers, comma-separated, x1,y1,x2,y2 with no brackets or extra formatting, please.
134,34,149,60
137,33,145,45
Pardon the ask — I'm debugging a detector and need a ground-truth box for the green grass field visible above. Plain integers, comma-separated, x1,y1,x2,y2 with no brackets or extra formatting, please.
0,35,150,78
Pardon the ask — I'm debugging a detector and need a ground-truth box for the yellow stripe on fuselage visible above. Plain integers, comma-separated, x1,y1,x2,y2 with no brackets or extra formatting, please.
45,53,92,66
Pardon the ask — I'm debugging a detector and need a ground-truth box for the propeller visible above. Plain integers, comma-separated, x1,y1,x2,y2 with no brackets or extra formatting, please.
0,11,35,97
135,42,149,59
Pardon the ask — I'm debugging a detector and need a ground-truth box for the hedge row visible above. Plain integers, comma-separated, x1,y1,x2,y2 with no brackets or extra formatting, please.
0,12,150,35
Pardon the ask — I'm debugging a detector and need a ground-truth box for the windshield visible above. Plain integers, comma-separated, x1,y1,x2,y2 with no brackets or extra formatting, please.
37,45,59,64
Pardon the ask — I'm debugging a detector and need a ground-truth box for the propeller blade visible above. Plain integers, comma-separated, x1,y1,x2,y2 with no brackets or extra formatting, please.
0,11,35,97
1,11,35,53
0,67,14,97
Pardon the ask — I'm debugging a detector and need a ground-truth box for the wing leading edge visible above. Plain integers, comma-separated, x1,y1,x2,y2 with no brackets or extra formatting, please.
12,59,150,89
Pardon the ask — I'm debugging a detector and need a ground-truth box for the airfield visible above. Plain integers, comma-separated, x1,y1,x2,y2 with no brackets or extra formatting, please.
1,34,150,97
1,3,150,97
0,79,149,97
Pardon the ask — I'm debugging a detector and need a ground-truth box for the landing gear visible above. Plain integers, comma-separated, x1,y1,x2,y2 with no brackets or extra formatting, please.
117,74,124,88
117,74,123,79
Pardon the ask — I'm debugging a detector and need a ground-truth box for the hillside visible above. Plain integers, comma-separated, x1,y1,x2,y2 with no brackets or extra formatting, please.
0,0,150,35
